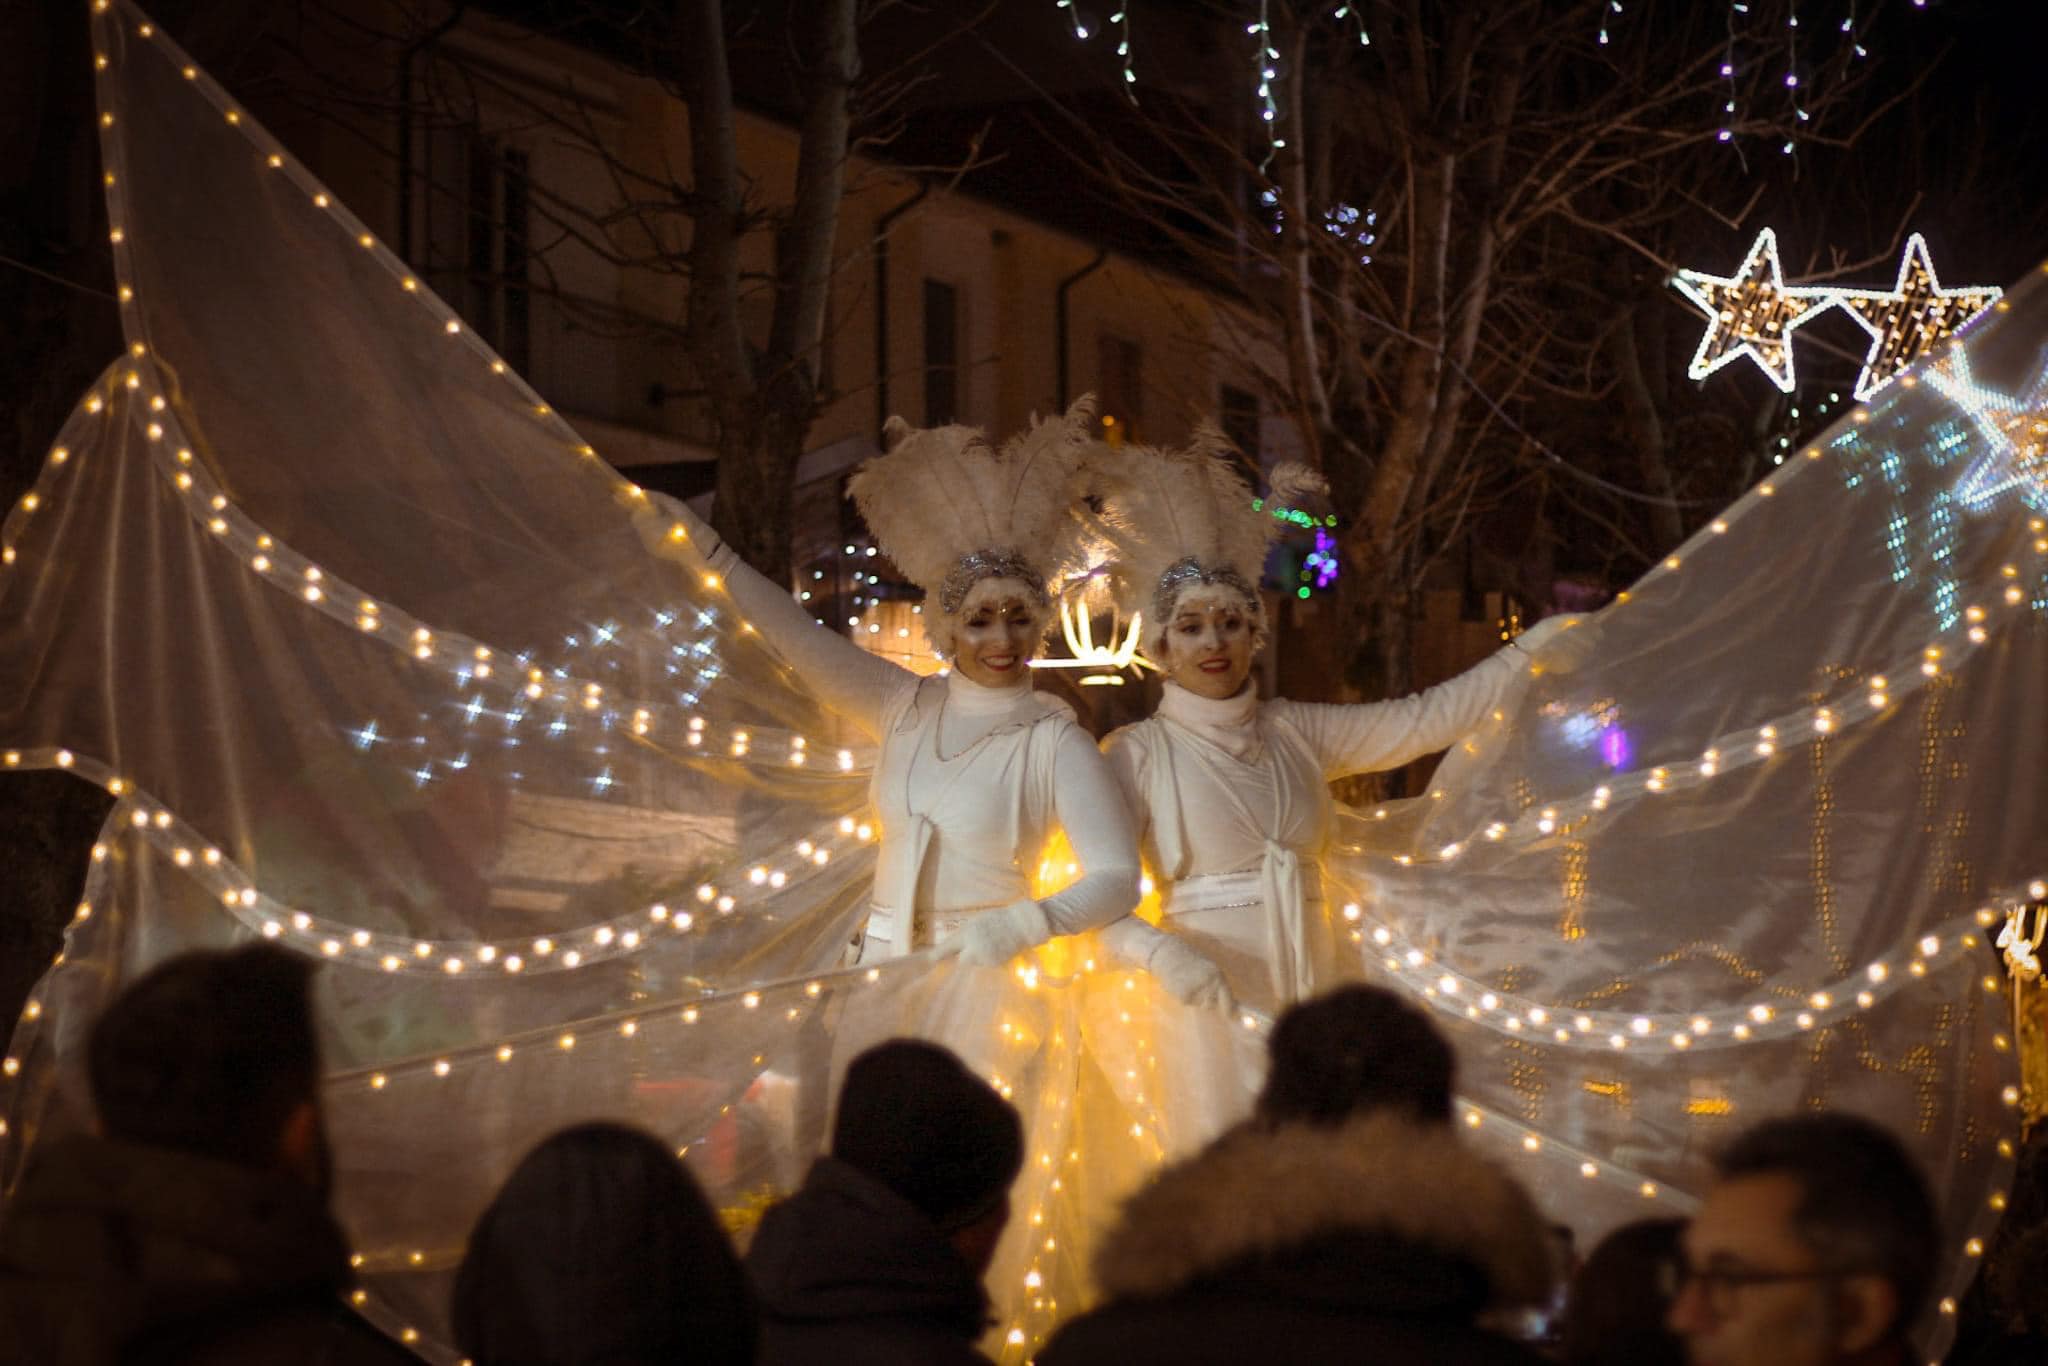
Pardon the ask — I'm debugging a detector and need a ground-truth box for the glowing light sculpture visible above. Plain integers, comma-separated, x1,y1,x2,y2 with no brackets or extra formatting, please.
1672,228,1838,393
1028,600,1152,686
1835,234,2003,401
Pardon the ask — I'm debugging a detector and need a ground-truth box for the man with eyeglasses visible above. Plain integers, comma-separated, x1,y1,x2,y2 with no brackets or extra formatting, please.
1665,1113,1938,1366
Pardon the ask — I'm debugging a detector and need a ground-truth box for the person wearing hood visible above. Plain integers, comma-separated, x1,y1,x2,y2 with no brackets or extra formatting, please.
1036,985,1555,1365
0,945,418,1366
451,1122,757,1366
745,1038,1025,1364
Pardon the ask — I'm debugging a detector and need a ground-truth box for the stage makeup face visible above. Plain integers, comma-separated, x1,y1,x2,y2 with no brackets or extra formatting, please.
1160,591,1255,700
950,576,1046,688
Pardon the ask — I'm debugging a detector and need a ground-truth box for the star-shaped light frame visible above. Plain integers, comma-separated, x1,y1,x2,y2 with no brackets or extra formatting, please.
1672,228,1838,393
1833,234,2003,402
1924,344,2048,514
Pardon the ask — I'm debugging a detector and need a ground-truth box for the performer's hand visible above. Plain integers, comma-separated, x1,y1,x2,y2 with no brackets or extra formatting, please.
950,900,1054,967
1147,934,1236,1014
1513,613,1598,675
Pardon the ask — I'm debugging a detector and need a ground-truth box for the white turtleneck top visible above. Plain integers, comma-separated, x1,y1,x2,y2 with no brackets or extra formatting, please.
713,550,1140,951
1102,651,1526,1004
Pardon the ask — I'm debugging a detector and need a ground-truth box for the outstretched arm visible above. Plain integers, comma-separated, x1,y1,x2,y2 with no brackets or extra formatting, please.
708,545,910,737
1284,614,1587,778
642,498,909,733
1283,647,1527,779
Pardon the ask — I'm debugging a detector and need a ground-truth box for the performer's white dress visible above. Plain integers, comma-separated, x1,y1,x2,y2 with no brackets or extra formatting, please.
714,553,1140,955
1105,653,1526,1014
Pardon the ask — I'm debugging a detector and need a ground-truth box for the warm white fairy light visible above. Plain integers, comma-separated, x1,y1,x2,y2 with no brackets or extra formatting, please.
0,749,870,977
1347,887,2030,1054
30,363,860,777
37,24,2026,1366
1413,525,2034,876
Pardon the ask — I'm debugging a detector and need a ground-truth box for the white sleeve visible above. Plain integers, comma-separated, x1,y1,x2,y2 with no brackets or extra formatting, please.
1035,724,1142,936
709,544,914,739
1100,728,1150,848
1280,647,1526,779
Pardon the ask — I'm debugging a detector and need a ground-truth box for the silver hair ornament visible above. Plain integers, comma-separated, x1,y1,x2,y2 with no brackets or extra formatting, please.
938,548,1051,616
1152,557,1263,626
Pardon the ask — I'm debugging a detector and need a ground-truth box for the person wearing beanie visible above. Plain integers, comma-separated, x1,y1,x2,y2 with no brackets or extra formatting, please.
745,1039,1025,1364
1038,986,1553,1366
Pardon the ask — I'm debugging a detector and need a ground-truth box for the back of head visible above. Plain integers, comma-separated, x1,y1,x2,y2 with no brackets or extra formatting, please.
452,1122,756,1366
87,944,319,1170
1561,1218,1688,1366
1256,985,1454,1127
1715,1112,1938,1337
831,1039,1024,1233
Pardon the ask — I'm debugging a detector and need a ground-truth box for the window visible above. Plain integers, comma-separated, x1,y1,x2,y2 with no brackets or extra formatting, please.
923,279,958,426
1098,333,1143,444
1219,384,1261,467
460,138,531,374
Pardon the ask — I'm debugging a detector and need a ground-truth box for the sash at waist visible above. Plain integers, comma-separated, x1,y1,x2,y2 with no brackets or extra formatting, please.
1163,868,1323,917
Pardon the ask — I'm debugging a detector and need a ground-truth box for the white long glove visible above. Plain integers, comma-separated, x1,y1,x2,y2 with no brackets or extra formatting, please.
935,899,1055,967
1512,612,1598,675
1144,933,1236,1012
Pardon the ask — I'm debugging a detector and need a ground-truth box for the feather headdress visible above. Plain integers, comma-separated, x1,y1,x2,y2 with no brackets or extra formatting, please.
847,396,1097,650
1086,423,1324,637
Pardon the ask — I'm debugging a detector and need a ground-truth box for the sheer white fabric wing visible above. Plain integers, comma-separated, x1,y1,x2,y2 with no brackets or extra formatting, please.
1,5,2041,1364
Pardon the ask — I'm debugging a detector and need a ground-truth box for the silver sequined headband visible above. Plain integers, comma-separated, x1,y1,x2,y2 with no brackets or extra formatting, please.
938,548,1051,615
1152,557,1263,626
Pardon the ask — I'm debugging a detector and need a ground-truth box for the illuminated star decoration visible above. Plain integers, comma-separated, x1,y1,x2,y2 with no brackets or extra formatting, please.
1833,234,2003,402
1672,228,1837,393
1924,345,2048,515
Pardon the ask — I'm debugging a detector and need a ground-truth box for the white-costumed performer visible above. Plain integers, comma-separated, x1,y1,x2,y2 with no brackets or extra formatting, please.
663,400,1140,967
1093,430,1591,1015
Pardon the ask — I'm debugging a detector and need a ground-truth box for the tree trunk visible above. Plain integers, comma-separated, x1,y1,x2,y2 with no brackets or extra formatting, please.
1338,146,1451,708
685,0,857,586
1608,304,1685,550
709,379,809,588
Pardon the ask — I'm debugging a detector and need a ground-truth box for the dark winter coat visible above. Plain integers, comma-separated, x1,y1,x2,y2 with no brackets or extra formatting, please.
745,1154,995,1364
1037,1111,1556,1366
0,1133,419,1366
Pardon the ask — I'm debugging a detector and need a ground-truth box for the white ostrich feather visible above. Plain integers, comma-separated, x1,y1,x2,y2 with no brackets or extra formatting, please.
1266,461,1328,509
1085,421,1281,618
847,396,1097,598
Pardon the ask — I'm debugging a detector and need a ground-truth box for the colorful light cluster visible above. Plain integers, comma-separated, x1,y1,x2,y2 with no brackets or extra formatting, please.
1251,496,1341,599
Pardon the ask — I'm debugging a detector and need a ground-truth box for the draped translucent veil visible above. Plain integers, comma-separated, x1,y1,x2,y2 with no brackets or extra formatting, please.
1,2,2042,1360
